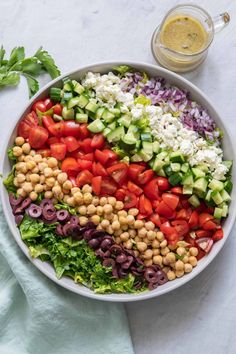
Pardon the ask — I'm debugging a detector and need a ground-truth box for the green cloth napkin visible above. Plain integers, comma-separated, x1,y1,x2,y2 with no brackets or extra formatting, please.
0,204,134,354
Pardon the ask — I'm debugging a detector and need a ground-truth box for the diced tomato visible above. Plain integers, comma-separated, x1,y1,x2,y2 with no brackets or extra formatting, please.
53,103,63,116
63,121,81,138
184,234,197,247
28,126,49,149
80,138,93,153
160,222,179,245
212,228,224,242
180,197,190,209
127,181,143,196
196,237,213,253
171,220,189,237
149,213,161,227
128,164,145,181
170,186,183,195
199,213,214,228
69,176,77,187
115,188,126,201
176,208,192,221
143,178,159,200
50,143,67,160
77,159,93,171
152,199,161,209
102,149,118,161
48,122,64,137
17,111,38,138
32,100,47,113
76,170,93,187
100,177,117,195
61,157,80,176
95,149,109,165
138,194,153,216
44,98,53,110
155,201,175,218
47,136,60,146
80,153,94,161
37,148,51,157
162,193,179,210
156,177,170,191
188,210,199,229
92,176,102,195
137,169,154,185
92,162,108,177
64,136,79,152
42,115,54,130
91,134,105,149
202,220,217,231
107,163,128,186
195,229,212,238
80,124,90,139
137,214,149,220
123,192,138,209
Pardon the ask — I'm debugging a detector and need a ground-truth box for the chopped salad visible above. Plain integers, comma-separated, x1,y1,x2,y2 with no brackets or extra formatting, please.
4,66,233,294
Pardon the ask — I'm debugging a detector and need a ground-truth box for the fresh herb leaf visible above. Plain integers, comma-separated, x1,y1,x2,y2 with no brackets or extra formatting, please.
34,47,60,79
21,58,43,76
3,166,17,194
23,73,40,98
0,72,20,87
112,65,134,76
54,201,77,215
0,45,5,67
7,147,17,162
7,47,25,69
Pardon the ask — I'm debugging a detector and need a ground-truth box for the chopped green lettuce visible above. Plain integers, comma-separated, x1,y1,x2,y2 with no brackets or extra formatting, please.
135,94,151,106
7,147,17,162
112,65,134,76
54,201,77,215
3,166,17,194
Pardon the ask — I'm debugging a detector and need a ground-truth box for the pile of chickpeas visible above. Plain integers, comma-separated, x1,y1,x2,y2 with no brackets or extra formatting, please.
12,136,198,281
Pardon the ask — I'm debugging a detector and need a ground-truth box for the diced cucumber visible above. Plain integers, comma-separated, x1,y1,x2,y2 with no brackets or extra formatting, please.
86,99,99,113
63,82,72,92
77,95,89,108
149,159,155,169
127,124,139,134
188,194,200,208
222,160,233,170
170,151,185,163
136,140,141,150
53,114,63,121
214,207,223,219
194,177,208,193
156,151,168,161
62,106,74,120
141,133,152,142
208,179,224,192
103,128,111,137
107,122,117,130
222,204,229,217
63,91,73,101
72,80,85,95
211,191,223,205
68,97,81,109
153,141,160,154
131,154,143,162
87,119,105,133
171,163,181,172
50,87,61,102
183,185,193,195
106,126,125,143
153,158,165,172
118,114,131,128
102,109,115,123
182,174,194,186
164,155,170,163
75,113,88,123
119,134,136,152
164,165,172,176
158,168,166,177
205,189,212,202
169,172,182,186
224,180,233,193
181,163,189,173
196,164,209,173
109,108,121,117
95,107,106,119
139,150,153,162
220,189,231,202
142,141,153,155
192,168,205,178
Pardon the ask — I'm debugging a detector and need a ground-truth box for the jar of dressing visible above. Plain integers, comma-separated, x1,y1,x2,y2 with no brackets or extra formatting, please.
151,4,230,72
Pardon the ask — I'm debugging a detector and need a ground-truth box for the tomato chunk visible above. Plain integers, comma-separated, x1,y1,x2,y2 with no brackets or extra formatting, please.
202,220,217,231
127,181,143,196
124,192,138,209
156,177,170,191
155,201,175,218
137,169,154,185
188,210,199,229
143,178,159,200
37,148,51,157
76,170,93,187
61,157,80,176
53,103,63,116
115,188,126,201
42,115,54,130
212,228,224,242
100,177,117,195
63,121,81,138
32,100,47,113
91,134,105,149
171,220,189,237
95,149,109,165
48,122,64,137
17,111,38,138
107,163,128,185
162,193,179,210
128,164,145,181
92,176,102,195
28,126,49,149
50,143,67,160
149,213,161,227
138,194,153,216
92,162,108,177
199,213,214,227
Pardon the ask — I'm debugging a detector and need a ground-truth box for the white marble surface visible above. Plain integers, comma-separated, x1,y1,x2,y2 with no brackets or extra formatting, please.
0,0,236,353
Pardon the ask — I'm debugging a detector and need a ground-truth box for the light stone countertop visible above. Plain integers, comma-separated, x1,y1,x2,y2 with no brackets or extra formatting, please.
0,1,236,353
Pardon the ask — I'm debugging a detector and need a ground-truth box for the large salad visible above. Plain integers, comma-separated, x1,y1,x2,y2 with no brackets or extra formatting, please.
4,66,232,294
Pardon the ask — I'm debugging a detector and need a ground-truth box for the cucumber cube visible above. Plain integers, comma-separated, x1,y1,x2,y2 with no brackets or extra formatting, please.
77,95,89,108
188,194,200,208
75,113,88,123
220,189,231,202
86,99,99,113
194,177,208,193
87,119,105,133
211,191,223,205
170,151,185,163
214,207,223,219
62,106,74,120
208,179,224,191
72,80,85,95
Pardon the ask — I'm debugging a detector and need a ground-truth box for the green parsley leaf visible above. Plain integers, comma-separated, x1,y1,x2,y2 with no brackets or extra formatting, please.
0,72,20,87
7,47,25,69
34,47,61,79
0,45,5,67
22,73,39,98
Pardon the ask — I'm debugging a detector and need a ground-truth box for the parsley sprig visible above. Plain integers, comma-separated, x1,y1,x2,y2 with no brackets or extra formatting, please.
0,46,61,97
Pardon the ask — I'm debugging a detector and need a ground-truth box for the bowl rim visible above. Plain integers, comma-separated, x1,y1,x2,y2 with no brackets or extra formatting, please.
0,60,235,302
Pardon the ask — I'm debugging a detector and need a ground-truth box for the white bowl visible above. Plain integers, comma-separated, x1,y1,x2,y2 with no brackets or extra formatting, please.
0,61,235,302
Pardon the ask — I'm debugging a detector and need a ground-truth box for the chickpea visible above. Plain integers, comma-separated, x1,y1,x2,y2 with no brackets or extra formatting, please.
163,266,170,274
107,197,116,206
111,220,120,231
32,167,39,174
16,173,26,183
113,214,118,221
99,197,107,206
22,182,33,193
153,255,163,266
77,205,86,216
175,270,184,278
161,247,170,256
90,215,100,225
28,174,39,184
71,187,80,195
167,270,176,281
189,256,197,267
73,192,83,205
176,247,186,257
114,201,124,210
165,252,176,264
38,162,48,172
15,136,25,146
40,175,46,184
57,172,67,184
79,216,88,226
189,247,198,257
127,208,138,217
53,169,61,177
34,184,44,193
152,239,160,249
106,225,114,235
153,249,160,256
44,167,53,178
16,162,25,171
160,239,167,248
145,221,155,231
64,195,70,204
17,188,26,197
44,191,53,199
96,224,103,231
30,150,36,156
96,206,104,216
184,263,193,273
115,236,121,244
182,255,189,264
143,249,153,260
138,227,147,238
83,193,93,205
119,216,127,225
117,210,127,217
13,178,19,187
81,184,92,194
134,235,141,243
33,154,43,163
147,230,155,241
114,229,122,237
134,220,144,229
13,146,23,157
67,197,75,207
120,232,130,242
87,204,96,215
25,174,31,182
133,250,139,257
101,219,110,229
129,229,136,238
137,242,147,252
103,204,113,214
92,197,100,206
126,215,135,225
45,177,55,188
63,180,72,190
52,185,62,196
47,157,58,168
156,232,164,242
123,239,132,250
144,259,153,267
175,260,184,271
121,225,128,231
18,155,25,162
22,143,31,154
106,213,114,221
29,191,38,201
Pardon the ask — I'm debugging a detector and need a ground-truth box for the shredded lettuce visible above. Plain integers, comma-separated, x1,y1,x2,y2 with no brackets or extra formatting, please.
3,166,17,194
54,201,77,215
112,65,134,76
7,147,17,162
